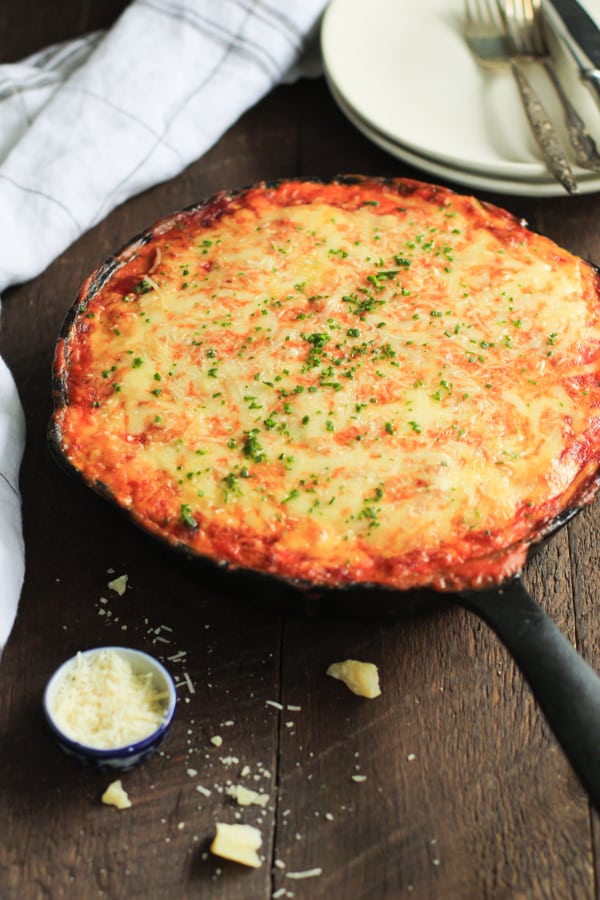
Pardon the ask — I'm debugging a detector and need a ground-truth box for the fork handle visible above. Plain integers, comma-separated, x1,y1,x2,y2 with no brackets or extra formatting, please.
511,60,578,194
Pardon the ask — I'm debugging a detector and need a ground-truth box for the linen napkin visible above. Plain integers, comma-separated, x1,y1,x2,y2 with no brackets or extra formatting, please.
0,0,327,655
0,358,25,652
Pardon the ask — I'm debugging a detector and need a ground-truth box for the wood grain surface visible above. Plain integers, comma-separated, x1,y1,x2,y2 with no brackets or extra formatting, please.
2,3,600,898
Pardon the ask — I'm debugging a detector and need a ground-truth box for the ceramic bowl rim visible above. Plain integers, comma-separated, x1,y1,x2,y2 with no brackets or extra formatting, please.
43,645,177,758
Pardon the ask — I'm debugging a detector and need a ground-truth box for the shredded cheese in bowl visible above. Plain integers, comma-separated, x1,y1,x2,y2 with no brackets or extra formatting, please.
44,646,176,769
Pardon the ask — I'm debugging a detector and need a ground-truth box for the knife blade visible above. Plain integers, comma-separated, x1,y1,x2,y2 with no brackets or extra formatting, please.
544,0,600,106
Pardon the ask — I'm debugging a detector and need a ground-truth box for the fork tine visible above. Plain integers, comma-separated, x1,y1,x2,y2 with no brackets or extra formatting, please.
524,0,546,55
512,0,533,54
465,0,484,37
485,0,505,33
467,0,502,39
498,0,524,54
516,0,544,55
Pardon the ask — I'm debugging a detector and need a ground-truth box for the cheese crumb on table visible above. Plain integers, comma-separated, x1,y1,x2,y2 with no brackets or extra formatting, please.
326,659,381,698
226,784,270,808
107,574,128,595
210,822,263,868
286,867,323,880
101,779,131,809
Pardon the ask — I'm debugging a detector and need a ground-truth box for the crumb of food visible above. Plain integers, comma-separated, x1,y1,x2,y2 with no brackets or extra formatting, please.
219,755,239,767
101,779,131,809
265,699,284,710
226,784,270,808
210,822,263,868
210,735,223,747
107,574,128,596
286,867,323,880
351,774,367,783
326,659,381,698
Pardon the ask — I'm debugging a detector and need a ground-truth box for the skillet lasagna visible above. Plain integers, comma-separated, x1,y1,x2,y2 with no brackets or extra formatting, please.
51,177,600,591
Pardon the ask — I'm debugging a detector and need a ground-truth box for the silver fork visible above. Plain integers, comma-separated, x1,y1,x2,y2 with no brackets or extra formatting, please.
464,0,578,193
501,0,600,171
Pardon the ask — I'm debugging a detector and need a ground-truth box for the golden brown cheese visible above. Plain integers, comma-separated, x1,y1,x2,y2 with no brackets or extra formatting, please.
51,177,600,591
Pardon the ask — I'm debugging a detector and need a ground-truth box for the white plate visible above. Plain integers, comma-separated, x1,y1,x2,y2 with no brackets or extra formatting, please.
328,76,600,196
321,0,600,190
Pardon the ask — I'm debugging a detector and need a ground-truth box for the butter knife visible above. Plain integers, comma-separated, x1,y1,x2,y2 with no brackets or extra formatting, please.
544,0,600,106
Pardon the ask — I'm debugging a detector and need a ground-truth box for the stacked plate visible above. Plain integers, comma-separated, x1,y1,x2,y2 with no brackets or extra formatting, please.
321,0,600,196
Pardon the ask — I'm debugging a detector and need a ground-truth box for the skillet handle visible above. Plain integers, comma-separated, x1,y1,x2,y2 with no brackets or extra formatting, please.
459,576,600,812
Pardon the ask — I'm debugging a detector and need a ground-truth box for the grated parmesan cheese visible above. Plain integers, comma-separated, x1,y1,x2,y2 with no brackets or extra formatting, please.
51,649,168,748
286,868,323,880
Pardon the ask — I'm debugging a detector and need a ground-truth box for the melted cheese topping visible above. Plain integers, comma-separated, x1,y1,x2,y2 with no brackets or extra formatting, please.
53,178,600,591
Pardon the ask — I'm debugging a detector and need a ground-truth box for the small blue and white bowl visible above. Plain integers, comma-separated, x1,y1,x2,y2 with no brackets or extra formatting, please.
43,646,177,771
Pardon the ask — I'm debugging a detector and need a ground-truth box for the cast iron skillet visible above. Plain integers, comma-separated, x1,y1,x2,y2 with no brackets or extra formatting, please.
49,178,600,813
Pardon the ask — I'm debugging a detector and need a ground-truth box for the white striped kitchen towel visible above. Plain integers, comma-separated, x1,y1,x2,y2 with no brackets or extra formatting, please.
0,0,327,655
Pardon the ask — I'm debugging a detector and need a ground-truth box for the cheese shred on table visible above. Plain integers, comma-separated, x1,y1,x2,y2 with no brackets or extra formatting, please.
52,650,168,748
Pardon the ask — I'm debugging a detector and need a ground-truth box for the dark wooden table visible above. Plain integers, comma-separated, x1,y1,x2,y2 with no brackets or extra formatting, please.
3,3,600,898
